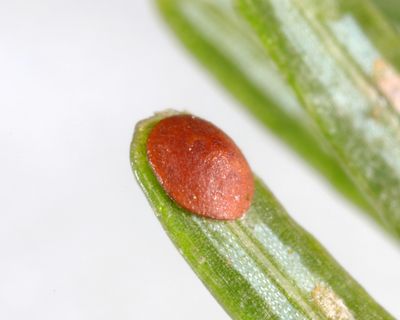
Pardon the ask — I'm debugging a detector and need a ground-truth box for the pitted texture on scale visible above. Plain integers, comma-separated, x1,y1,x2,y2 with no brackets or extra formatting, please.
147,114,254,220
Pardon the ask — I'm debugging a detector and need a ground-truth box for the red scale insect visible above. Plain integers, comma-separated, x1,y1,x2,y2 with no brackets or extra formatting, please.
146,114,254,220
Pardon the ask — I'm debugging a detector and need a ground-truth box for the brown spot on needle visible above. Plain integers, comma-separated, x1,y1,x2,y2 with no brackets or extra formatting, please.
373,59,400,113
311,283,354,320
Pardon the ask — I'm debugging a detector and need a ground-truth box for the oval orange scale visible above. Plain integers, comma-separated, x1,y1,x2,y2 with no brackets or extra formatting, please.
146,114,254,220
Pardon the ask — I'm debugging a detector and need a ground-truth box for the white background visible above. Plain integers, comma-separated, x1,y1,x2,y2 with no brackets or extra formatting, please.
1,1,400,319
